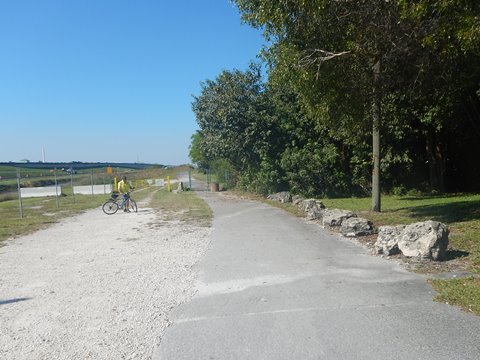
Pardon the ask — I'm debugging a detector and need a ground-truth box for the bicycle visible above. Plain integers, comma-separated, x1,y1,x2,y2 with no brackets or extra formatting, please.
102,192,138,215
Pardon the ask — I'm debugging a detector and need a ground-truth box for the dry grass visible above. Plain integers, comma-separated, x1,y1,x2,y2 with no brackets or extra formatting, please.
148,188,212,227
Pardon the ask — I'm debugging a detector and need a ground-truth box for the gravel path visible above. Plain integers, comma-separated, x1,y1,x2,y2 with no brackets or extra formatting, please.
0,193,211,359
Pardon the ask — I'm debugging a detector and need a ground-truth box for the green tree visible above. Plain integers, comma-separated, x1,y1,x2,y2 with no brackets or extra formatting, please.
188,131,210,170
396,0,480,192
235,0,415,210
235,0,480,201
192,65,265,171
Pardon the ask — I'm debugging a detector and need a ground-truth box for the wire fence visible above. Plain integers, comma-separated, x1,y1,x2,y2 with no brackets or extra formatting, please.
0,167,150,218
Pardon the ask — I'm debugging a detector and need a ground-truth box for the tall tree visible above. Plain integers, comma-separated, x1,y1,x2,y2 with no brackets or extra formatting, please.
235,0,480,202
397,0,480,192
192,65,264,171
235,0,417,210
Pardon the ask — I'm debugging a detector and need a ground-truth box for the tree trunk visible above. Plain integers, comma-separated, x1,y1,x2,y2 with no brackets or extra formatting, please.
425,131,446,193
372,60,381,212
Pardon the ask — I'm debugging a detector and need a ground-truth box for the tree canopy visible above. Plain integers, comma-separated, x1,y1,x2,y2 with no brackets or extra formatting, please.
189,1,480,198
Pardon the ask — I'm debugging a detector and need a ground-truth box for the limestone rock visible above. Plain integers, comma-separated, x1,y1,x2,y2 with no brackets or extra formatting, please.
267,191,292,203
374,225,405,255
341,217,375,237
322,208,356,227
301,199,325,220
398,221,449,260
292,195,305,207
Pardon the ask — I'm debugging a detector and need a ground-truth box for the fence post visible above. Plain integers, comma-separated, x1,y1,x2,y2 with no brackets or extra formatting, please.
16,169,23,219
91,169,94,196
189,169,192,190
54,170,59,209
71,169,76,204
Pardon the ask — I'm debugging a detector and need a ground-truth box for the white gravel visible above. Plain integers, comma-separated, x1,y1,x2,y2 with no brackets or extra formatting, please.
0,195,211,359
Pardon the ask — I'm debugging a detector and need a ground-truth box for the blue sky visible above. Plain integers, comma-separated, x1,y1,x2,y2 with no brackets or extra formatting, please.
0,0,265,165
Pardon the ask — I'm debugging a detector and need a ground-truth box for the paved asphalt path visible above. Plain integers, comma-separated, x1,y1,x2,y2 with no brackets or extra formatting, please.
153,191,480,360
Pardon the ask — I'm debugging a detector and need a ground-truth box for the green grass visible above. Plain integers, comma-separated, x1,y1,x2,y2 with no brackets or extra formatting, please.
431,277,480,315
0,165,48,178
148,188,212,227
0,193,106,245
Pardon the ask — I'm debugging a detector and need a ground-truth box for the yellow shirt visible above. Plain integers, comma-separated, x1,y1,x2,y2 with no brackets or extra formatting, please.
118,180,130,193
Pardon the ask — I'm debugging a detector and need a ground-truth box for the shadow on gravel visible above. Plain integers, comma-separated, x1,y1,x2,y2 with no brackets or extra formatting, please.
137,209,152,213
0,297,31,306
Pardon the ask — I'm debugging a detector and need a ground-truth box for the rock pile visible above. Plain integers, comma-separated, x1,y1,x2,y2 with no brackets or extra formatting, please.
267,191,449,261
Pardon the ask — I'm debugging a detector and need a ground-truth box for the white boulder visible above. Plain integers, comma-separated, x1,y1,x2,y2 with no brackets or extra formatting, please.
398,221,449,260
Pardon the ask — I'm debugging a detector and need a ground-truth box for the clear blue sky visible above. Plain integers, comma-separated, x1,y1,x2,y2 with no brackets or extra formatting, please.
0,0,264,165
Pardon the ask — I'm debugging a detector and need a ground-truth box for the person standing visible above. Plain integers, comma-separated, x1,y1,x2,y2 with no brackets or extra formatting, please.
117,176,131,212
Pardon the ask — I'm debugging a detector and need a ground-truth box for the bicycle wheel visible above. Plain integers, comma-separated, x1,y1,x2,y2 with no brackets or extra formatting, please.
129,199,137,213
102,199,119,215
